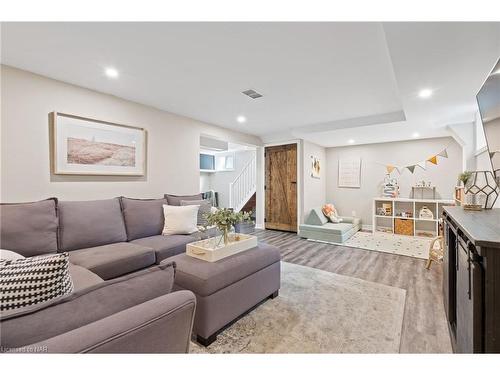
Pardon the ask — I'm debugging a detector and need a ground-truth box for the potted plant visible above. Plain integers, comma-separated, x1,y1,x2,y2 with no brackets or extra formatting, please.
234,210,255,234
458,171,472,187
205,208,253,246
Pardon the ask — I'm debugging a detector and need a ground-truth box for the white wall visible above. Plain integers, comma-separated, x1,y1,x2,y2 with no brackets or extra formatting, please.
448,121,476,171
302,140,326,222
0,65,261,202
325,137,463,227
199,173,212,193
200,149,256,208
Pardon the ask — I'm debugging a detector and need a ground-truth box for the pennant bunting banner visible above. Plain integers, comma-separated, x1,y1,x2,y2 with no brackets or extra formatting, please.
438,149,448,158
427,155,438,165
378,143,450,175
417,161,426,170
406,165,417,174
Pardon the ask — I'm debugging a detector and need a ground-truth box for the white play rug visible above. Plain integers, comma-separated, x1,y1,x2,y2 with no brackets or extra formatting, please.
311,231,432,260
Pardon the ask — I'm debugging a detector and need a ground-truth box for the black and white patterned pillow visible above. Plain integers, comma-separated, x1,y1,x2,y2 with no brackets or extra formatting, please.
0,253,74,312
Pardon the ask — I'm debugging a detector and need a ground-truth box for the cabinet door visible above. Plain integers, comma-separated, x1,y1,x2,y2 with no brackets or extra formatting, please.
456,241,483,353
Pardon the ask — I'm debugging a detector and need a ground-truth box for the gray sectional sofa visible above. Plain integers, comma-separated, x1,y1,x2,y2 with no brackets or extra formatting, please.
0,195,281,353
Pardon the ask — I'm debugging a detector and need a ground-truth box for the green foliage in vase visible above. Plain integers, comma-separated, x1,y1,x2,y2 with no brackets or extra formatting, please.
458,171,472,185
204,208,253,232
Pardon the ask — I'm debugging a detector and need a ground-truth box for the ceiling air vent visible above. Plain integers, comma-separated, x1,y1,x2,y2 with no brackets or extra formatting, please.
242,89,263,99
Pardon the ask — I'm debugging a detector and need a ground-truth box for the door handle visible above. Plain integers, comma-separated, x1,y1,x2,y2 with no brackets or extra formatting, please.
467,250,472,300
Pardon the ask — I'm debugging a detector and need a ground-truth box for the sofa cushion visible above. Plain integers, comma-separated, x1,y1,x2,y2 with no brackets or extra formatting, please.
0,198,58,257
120,197,167,241
170,243,281,297
68,242,156,280
131,235,195,264
68,264,104,292
0,262,176,349
165,193,203,206
305,207,329,226
300,222,356,235
58,198,127,251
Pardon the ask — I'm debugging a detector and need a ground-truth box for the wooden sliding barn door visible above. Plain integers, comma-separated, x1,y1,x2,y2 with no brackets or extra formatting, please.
265,144,297,232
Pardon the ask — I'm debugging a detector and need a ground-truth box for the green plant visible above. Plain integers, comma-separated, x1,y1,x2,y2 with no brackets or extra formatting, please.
459,171,472,185
204,208,253,245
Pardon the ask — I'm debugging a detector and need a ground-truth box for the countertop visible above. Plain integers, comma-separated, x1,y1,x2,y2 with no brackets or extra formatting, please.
444,206,500,249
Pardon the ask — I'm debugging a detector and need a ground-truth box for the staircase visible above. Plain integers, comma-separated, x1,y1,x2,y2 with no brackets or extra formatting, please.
229,155,256,212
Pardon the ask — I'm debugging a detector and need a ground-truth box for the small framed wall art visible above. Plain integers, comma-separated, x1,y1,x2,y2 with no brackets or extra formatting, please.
311,155,321,179
51,112,147,176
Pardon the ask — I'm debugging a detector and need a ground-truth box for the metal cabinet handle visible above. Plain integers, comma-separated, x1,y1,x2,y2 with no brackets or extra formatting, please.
467,250,472,300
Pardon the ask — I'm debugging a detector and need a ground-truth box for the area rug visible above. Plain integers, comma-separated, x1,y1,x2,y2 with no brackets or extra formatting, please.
343,231,432,260
190,262,406,353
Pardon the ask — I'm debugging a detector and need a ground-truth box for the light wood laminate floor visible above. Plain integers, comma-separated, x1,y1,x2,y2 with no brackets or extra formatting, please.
253,229,452,353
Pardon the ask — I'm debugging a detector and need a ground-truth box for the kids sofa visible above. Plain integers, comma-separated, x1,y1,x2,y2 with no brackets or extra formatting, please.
298,207,361,244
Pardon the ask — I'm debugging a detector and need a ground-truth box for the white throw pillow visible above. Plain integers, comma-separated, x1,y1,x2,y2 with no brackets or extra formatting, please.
162,204,200,235
0,249,25,261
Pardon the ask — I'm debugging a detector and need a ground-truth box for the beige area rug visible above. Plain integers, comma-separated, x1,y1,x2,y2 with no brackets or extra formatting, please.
343,231,432,260
190,262,406,353
309,231,432,260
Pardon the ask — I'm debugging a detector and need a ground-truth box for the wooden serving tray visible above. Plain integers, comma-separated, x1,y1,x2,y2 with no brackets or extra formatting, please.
186,233,258,262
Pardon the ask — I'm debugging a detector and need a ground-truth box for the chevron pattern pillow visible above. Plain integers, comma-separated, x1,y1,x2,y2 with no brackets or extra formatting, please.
0,253,74,312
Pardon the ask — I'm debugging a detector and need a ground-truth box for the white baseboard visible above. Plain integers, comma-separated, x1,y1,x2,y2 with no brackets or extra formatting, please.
255,224,264,230
362,224,373,232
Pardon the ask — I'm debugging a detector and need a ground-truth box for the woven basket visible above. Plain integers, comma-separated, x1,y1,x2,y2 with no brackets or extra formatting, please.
394,218,414,236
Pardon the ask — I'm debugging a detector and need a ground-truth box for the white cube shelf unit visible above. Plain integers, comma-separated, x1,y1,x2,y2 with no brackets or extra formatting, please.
372,197,455,238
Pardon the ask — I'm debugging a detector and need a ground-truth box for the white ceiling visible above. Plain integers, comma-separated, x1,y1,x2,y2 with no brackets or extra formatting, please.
1,22,499,147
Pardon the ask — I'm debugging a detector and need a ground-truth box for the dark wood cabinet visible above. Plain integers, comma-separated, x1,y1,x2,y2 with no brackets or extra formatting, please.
443,207,500,353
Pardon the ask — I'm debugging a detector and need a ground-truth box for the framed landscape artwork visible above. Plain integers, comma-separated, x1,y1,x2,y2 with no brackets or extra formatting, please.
51,112,146,176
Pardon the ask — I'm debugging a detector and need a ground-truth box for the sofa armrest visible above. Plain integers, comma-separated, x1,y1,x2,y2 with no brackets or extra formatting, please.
340,216,361,226
20,291,196,353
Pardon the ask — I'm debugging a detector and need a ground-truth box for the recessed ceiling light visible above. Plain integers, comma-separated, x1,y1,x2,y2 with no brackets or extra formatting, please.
348,139,355,144
236,115,247,124
418,88,433,99
412,132,420,138
104,67,119,79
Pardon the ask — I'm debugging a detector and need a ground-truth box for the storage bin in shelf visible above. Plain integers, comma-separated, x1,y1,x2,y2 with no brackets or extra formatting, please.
415,201,437,220
394,218,414,236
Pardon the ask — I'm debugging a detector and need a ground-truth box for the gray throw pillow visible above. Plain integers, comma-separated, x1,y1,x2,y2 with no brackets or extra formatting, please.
165,193,203,206
180,199,211,226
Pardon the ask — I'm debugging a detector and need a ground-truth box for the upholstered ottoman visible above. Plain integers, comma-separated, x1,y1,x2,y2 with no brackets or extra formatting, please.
169,243,281,346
